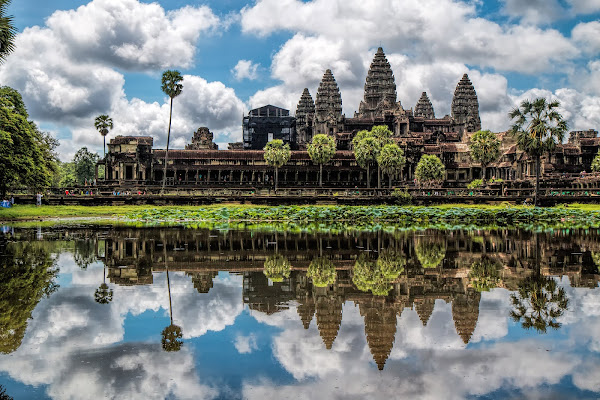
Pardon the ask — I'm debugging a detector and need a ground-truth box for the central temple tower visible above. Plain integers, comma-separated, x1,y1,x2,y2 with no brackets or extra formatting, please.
357,47,398,118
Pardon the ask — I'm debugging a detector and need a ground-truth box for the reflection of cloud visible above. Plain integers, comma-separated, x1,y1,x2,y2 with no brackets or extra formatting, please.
234,334,258,354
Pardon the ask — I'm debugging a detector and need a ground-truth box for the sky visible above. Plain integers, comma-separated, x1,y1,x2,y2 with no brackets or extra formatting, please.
2,0,600,161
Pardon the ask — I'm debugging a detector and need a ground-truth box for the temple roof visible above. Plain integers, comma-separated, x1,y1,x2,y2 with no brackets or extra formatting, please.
315,69,343,122
152,150,357,161
110,136,153,145
414,92,435,119
358,47,397,118
451,74,481,132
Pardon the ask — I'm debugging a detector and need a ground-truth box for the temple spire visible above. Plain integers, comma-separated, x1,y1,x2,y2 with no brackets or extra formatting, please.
451,73,481,132
357,47,397,118
414,92,435,119
314,69,343,136
296,88,316,147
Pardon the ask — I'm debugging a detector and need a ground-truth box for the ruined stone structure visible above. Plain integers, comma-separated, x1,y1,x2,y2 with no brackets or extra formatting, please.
98,46,600,189
185,127,218,150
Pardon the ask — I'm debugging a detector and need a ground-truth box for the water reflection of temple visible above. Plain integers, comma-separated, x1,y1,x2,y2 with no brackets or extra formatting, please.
93,227,600,370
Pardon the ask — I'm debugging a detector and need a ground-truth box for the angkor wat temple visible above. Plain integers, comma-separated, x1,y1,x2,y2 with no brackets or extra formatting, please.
98,47,600,188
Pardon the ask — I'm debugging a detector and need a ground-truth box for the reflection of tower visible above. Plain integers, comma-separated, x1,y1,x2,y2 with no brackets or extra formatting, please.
243,271,293,314
187,271,218,294
314,286,343,349
414,298,435,326
452,289,481,344
295,273,316,329
359,299,397,370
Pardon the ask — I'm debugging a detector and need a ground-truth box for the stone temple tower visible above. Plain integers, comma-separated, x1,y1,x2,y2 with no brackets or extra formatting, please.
414,92,435,119
357,47,397,118
451,74,481,133
295,88,316,148
314,69,343,136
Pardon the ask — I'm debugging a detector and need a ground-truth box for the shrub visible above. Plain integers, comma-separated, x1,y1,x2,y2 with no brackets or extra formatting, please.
392,188,412,205
467,179,483,189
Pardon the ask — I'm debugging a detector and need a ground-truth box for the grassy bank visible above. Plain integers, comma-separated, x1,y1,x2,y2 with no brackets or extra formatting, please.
3,204,600,231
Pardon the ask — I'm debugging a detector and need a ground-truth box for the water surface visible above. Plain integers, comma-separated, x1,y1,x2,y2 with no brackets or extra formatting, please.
1,226,599,399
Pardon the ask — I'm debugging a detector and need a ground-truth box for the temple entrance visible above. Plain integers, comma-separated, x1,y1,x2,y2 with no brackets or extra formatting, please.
125,165,133,180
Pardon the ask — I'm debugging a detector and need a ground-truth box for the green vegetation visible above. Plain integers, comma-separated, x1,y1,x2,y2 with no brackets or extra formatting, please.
352,125,394,188
469,256,502,292
263,139,291,191
469,129,500,183
0,86,59,196
307,257,336,287
509,98,568,206
391,188,412,205
415,237,446,268
263,254,291,282
160,70,184,194
0,242,59,354
352,250,405,296
307,134,336,187
377,143,406,188
592,150,600,173
415,154,445,187
467,179,483,189
161,324,183,352
0,0,16,63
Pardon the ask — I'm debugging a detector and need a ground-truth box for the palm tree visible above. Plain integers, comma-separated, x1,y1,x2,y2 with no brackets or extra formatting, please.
160,70,184,194
161,258,183,351
377,143,406,188
307,134,336,187
94,263,113,304
94,114,113,159
0,0,17,63
509,98,568,206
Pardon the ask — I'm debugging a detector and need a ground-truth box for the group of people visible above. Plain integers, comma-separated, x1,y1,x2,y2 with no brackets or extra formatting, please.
0,197,14,208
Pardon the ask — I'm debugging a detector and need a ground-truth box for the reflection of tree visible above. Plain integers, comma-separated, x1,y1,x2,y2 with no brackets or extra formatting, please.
469,256,502,292
263,254,291,283
161,262,183,352
510,232,569,334
592,251,600,273
307,257,336,287
73,239,97,270
94,263,113,304
415,237,446,268
510,276,568,333
0,384,14,400
0,242,58,354
352,251,405,296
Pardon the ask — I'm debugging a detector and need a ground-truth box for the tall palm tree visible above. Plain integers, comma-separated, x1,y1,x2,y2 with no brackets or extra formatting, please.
0,0,17,64
509,98,568,206
94,114,113,158
160,70,184,194
161,246,183,351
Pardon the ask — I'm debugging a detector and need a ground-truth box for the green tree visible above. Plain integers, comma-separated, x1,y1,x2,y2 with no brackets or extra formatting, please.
414,154,446,187
263,254,291,282
0,87,58,196
591,150,600,173
263,139,291,191
160,70,184,194
94,114,113,159
73,147,99,185
307,257,336,287
0,0,16,63
307,134,336,187
377,143,406,188
353,136,380,189
161,264,183,351
415,237,446,268
469,256,502,292
469,130,500,183
0,242,59,354
509,98,568,206
55,161,77,187
510,276,568,333
352,250,405,296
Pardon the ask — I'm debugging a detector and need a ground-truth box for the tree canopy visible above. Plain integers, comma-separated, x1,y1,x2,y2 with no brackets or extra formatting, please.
469,256,502,292
469,130,500,181
415,237,446,268
509,98,568,205
160,70,184,193
307,134,336,187
377,143,406,187
414,154,445,186
73,147,99,185
263,254,292,282
592,150,600,173
0,242,59,354
307,257,336,287
264,139,291,191
352,125,393,188
0,0,16,63
161,324,183,352
352,250,405,296
0,86,59,196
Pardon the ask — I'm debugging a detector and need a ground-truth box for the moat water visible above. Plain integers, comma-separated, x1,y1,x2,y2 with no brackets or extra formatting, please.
1,226,599,400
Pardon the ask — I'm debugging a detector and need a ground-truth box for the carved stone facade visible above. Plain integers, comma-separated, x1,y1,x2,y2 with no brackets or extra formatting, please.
295,88,316,148
414,92,435,119
451,74,481,133
314,69,343,136
185,127,218,150
357,47,399,119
